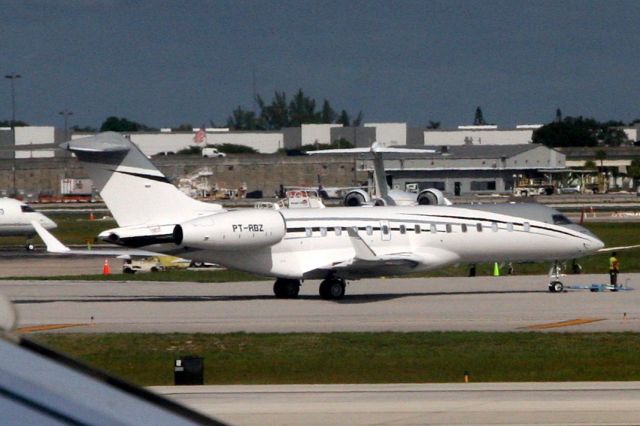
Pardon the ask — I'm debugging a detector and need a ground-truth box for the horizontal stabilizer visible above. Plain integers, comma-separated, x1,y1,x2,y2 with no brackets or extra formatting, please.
60,132,131,154
31,221,159,257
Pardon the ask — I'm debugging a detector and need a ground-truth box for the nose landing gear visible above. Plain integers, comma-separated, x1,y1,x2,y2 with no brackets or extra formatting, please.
548,261,565,293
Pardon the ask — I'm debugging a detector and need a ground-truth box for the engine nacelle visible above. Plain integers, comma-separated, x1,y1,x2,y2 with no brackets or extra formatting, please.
343,189,370,206
98,224,177,247
416,188,450,205
174,209,286,250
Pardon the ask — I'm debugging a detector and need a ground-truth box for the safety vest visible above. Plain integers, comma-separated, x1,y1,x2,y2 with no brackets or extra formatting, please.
610,256,619,271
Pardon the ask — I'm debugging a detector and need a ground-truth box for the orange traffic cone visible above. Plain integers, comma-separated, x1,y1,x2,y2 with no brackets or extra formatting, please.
102,259,111,275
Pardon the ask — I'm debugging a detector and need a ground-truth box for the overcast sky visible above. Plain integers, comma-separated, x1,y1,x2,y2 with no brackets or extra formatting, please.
1,0,638,130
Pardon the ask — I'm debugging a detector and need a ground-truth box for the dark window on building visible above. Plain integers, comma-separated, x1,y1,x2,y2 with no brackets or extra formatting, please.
470,181,497,191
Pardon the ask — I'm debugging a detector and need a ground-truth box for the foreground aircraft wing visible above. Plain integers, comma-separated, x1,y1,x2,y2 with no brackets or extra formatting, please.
31,221,159,257
598,244,640,253
344,227,422,264
304,227,461,278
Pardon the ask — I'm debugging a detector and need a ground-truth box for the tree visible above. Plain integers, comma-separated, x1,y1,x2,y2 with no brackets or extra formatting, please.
427,121,441,129
289,89,319,126
258,91,288,130
320,100,336,124
594,149,607,171
100,116,154,132
174,123,193,131
0,120,28,127
532,116,598,147
215,143,257,154
627,159,640,189
583,160,597,169
226,106,261,130
600,127,629,147
71,125,97,132
352,111,363,127
336,110,350,126
473,106,486,125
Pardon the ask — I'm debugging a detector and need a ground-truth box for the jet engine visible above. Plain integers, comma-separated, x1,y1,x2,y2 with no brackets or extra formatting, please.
343,189,370,206
416,188,449,205
174,209,286,250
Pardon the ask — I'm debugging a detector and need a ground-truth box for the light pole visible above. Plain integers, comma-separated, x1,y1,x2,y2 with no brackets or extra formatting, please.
5,73,21,196
59,110,73,140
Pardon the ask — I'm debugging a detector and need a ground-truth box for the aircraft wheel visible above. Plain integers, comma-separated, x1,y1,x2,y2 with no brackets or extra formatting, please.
273,279,300,299
25,243,35,251
549,281,564,293
319,279,345,300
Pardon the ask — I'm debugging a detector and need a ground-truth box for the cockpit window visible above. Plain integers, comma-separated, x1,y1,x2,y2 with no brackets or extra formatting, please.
21,205,35,213
552,214,572,225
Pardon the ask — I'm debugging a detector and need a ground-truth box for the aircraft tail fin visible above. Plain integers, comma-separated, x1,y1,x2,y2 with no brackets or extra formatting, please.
61,132,222,227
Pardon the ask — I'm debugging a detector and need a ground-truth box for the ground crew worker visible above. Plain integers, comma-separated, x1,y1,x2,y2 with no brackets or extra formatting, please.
609,252,619,287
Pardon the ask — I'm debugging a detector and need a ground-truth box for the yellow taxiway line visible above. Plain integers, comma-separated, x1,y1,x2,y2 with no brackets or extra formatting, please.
524,318,605,330
17,323,92,333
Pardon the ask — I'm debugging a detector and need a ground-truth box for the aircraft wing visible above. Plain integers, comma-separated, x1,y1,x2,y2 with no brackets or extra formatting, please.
598,244,640,253
31,221,160,258
304,227,458,278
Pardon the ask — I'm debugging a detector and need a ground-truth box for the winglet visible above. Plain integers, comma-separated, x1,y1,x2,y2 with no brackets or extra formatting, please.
31,220,71,253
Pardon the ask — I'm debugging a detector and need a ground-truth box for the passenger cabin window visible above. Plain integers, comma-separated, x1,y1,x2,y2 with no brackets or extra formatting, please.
414,225,421,234
21,205,35,213
552,214,572,225
523,222,530,232
491,222,498,232
305,228,312,237
366,226,373,236
476,223,483,232
445,224,452,233
430,224,437,233
335,227,342,236
399,225,406,234
461,224,467,233
320,227,327,237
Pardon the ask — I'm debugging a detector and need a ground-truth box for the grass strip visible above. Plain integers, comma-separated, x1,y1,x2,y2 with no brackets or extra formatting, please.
31,332,640,386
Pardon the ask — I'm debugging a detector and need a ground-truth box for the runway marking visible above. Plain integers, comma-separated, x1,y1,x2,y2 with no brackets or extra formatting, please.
17,323,92,333
524,318,605,330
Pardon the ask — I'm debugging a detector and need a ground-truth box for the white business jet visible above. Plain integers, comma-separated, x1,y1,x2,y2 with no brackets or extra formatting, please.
54,132,604,299
0,197,56,250
306,143,451,206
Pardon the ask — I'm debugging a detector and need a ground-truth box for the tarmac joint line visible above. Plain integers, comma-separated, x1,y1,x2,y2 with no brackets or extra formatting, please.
523,318,605,330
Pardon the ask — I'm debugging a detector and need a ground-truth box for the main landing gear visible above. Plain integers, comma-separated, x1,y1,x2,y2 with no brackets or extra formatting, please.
273,278,300,298
319,278,346,300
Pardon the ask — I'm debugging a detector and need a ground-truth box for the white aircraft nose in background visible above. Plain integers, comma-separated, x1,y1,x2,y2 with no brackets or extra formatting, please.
0,198,57,250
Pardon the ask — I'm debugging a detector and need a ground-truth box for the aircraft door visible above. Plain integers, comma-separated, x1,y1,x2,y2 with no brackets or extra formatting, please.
380,220,391,241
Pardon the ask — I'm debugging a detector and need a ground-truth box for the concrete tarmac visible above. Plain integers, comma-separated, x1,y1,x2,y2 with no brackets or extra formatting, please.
1,274,639,333
152,382,640,425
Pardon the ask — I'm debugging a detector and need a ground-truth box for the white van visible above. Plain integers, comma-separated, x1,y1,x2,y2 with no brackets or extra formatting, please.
202,147,226,158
